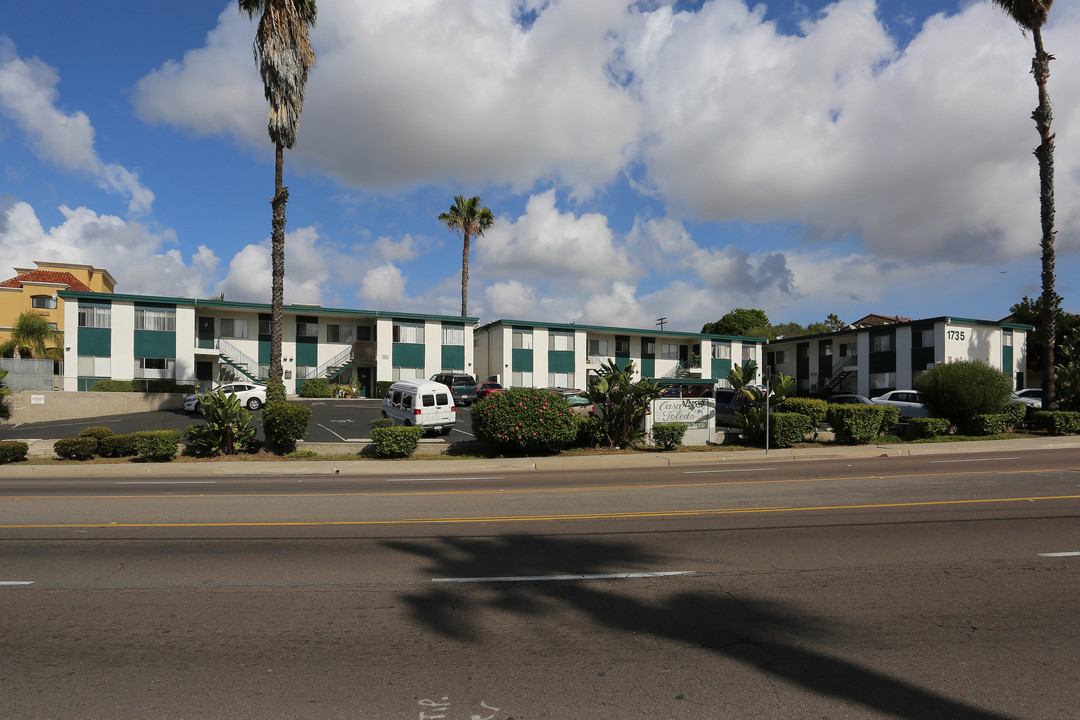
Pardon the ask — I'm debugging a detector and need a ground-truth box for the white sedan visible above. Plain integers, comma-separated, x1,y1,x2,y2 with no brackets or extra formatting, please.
185,382,267,413
871,390,929,418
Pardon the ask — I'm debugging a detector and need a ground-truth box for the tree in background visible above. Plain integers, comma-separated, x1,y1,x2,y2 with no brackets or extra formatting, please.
238,0,318,403
825,314,846,331
991,0,1059,408
0,311,64,359
438,195,495,317
1009,296,1079,385
0,366,11,419
701,308,770,337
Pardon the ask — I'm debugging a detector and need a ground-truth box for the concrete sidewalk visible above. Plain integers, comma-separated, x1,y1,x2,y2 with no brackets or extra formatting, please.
2,436,1079,479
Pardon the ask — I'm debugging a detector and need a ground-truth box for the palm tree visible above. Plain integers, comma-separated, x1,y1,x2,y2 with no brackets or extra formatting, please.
991,0,1058,408
438,195,495,317
0,311,64,360
238,0,317,403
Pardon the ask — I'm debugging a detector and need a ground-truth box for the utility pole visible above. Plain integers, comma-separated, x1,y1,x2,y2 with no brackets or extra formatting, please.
656,317,667,331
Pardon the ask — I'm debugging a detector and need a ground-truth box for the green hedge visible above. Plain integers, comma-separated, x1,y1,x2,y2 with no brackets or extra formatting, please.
261,402,313,454
79,426,115,454
963,413,1011,436
99,434,138,458
89,379,196,393
1033,410,1080,436
651,423,688,450
54,437,98,460
574,416,605,449
376,381,393,400
371,425,425,458
133,430,183,462
471,388,578,456
769,412,814,448
827,404,886,445
776,398,828,428
878,404,902,435
0,440,29,464
908,417,951,438
1003,401,1028,429
298,377,334,398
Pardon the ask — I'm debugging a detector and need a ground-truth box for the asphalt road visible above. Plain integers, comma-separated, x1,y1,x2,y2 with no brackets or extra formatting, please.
0,398,477,444
1,449,1079,719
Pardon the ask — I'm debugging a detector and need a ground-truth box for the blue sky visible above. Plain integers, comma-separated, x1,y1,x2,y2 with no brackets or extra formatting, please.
2,0,1078,334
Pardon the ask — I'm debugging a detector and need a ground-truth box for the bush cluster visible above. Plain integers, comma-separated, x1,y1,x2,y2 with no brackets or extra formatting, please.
471,388,578,456
185,389,259,457
376,381,394,400
877,405,902,435
371,425,425,458
0,440,29,464
54,437,99,460
89,379,196,394
298,377,334,398
261,402,312,454
651,423,688,450
769,412,814,448
827,405,886,445
776,398,828,429
915,361,1013,428
574,416,605,449
133,430,183,462
1003,402,1028,429
99,434,138,458
908,417,951,438
1033,410,1080,436
962,414,1011,436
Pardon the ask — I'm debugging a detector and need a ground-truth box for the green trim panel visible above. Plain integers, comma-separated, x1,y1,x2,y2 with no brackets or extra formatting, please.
77,327,111,356
511,348,533,372
441,345,465,370
548,350,575,373
296,342,318,366
392,343,425,368
641,357,655,377
134,330,176,359
712,358,731,379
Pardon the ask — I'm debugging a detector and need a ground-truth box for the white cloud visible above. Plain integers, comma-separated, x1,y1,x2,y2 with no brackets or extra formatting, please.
0,38,154,215
217,226,327,305
373,234,421,263
357,262,408,307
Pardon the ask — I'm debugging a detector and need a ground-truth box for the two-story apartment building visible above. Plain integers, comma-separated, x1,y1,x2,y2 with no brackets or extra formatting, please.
765,316,1031,397
473,319,765,389
0,261,115,353
59,290,476,397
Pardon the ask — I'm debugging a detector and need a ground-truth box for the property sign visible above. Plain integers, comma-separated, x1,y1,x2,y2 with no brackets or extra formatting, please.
30,395,45,405
646,398,716,446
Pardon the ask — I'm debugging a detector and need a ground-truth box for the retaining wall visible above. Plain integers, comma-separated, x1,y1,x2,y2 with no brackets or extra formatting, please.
2,390,185,425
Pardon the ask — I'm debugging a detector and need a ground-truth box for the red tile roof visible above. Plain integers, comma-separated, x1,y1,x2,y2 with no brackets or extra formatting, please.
0,269,94,292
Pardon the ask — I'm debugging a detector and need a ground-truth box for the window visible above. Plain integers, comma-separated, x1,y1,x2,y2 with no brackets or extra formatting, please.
913,328,934,348
871,334,893,352
549,332,574,351
643,339,656,356
870,372,896,390
392,366,424,380
356,325,372,341
660,344,679,360
135,308,175,332
1003,330,1013,347
296,319,318,339
511,370,533,386
135,357,175,379
712,343,731,360
549,372,575,388
327,324,353,343
742,345,754,361
77,356,110,376
797,345,809,359
442,324,465,346
614,337,630,354
220,318,249,339
512,328,533,349
773,350,787,364
31,295,56,309
259,315,272,335
78,305,110,328
393,322,424,344
588,338,609,356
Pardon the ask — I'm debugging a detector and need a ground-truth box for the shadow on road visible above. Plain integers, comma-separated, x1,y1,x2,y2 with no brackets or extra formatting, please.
385,534,1015,720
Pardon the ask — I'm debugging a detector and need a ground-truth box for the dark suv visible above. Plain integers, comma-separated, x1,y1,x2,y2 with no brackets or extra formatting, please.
432,373,478,406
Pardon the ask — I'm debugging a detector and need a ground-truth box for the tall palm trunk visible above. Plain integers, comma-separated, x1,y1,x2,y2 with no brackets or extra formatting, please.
269,140,288,398
461,232,471,317
1032,28,1057,409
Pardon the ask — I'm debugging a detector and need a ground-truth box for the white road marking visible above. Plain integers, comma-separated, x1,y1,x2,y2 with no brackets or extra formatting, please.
317,423,349,442
1038,551,1080,557
115,481,218,485
929,457,1019,464
1,581,34,586
432,571,695,584
684,468,775,474
386,476,505,483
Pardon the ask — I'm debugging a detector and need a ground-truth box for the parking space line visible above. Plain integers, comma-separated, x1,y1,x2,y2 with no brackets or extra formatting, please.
1038,551,1080,557
685,468,775,474
929,457,1019,464
432,570,695,584
1,581,34,586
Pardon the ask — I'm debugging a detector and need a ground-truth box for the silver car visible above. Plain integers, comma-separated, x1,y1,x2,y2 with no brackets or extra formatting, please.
872,390,929,418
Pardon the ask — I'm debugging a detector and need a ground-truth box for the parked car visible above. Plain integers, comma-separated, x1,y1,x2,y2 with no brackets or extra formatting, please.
1012,388,1042,409
476,381,503,399
184,382,267,413
871,390,929,418
381,379,456,435
431,372,478,406
714,388,743,426
566,395,596,417
828,394,874,405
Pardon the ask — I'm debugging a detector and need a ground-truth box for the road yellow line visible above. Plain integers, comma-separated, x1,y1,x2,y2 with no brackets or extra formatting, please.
1,494,1078,529
1,466,1076,503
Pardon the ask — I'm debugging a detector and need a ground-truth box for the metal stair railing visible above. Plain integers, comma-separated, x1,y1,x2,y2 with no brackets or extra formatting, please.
300,346,353,381
823,354,857,391
216,339,262,383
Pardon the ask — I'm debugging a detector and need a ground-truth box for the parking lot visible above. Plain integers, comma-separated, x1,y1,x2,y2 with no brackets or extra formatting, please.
0,398,476,445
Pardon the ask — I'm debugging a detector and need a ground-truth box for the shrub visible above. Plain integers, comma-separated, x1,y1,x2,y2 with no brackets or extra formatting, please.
0,440,29,464
769,412,814,448
0,366,11,420
827,405,886,445
573,415,606,449
471,387,578,456
261,402,313,454
582,360,664,447
1003,401,1028,430
376,380,393,400
99,434,138,458
908,417,951,438
878,405,902,435
285,449,318,459
133,430,183,462
185,388,259,457
371,425,425,458
1033,410,1080,436
915,360,1014,428
79,426,115,454
298,377,334,398
776,397,828,428
651,423,688,450
90,379,134,392
54,437,98,461
963,413,1010,436
370,417,395,430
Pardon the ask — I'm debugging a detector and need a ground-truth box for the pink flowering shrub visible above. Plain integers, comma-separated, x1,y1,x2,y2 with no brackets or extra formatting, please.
471,387,578,455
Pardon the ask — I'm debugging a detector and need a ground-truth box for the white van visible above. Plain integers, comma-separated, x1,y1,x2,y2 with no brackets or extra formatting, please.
381,379,457,435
